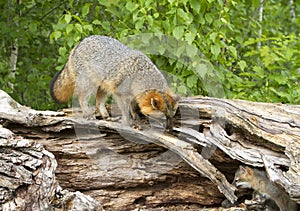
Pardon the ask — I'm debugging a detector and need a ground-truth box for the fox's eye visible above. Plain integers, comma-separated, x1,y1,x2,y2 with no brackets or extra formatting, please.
151,98,159,110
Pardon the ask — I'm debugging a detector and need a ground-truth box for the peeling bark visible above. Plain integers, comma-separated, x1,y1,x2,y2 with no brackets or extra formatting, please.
0,90,299,210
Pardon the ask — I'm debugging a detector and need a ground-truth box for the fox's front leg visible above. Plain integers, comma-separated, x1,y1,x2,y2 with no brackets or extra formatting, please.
95,87,109,119
78,93,95,119
116,97,132,125
129,97,144,130
112,95,140,128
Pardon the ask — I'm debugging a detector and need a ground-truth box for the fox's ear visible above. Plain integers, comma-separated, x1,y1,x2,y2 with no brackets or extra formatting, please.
172,94,181,102
151,98,159,110
240,166,253,175
239,166,247,174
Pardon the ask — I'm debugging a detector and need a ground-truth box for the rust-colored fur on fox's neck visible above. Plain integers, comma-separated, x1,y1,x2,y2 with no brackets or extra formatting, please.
132,89,179,117
135,90,166,116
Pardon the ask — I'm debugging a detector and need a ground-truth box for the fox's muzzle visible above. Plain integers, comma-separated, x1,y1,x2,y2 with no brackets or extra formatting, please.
166,116,173,131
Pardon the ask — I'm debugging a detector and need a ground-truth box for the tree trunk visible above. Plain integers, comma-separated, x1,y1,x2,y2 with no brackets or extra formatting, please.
290,0,295,23
257,0,264,49
0,90,299,210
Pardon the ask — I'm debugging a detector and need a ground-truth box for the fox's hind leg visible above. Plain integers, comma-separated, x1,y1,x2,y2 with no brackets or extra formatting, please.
96,87,109,119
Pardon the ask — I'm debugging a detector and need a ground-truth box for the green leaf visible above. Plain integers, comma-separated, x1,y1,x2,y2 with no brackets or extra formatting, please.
252,0,260,7
146,15,153,27
198,15,205,25
205,14,213,24
52,31,61,40
178,8,189,22
126,1,137,12
83,24,93,32
185,31,196,45
100,21,110,31
65,14,72,24
244,38,257,46
72,15,83,24
285,48,294,60
253,66,264,76
174,45,185,58
173,26,184,40
236,36,243,44
186,45,198,58
58,46,67,56
209,32,218,42
157,45,165,55
195,63,208,79
82,4,90,17
177,85,187,95
92,19,101,25
190,0,200,13
66,24,73,34
237,60,247,71
220,17,228,24
135,18,144,30
228,46,237,58
211,44,220,57
167,0,176,4
75,23,83,33
67,37,75,48
273,75,288,85
187,74,198,88
28,22,37,33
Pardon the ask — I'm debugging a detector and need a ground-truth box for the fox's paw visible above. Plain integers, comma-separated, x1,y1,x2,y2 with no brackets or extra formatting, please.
83,114,96,120
105,116,122,122
96,107,110,120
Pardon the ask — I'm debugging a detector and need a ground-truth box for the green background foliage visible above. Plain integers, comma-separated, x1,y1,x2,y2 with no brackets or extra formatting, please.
0,0,299,110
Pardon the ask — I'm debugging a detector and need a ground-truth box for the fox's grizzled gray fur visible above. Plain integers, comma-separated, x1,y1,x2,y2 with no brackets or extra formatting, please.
50,35,180,130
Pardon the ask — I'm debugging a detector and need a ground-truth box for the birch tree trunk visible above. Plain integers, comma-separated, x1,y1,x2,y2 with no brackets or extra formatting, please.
257,0,264,49
290,0,295,23
7,0,20,90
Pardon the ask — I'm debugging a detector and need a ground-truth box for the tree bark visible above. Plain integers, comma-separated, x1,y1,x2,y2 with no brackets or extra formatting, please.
0,90,299,210
257,0,264,49
0,125,57,210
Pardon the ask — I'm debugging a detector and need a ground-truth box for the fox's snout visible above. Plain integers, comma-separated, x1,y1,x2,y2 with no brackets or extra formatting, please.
130,89,179,131
166,116,174,131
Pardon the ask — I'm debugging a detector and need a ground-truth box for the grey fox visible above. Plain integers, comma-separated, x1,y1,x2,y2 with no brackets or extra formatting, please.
234,165,298,211
50,35,180,130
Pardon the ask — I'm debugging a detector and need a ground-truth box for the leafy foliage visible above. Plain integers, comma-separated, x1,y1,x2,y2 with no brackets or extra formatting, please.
0,0,66,110
0,0,300,110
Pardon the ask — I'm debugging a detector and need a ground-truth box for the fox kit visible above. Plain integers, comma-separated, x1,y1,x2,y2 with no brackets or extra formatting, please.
50,35,180,130
234,166,298,211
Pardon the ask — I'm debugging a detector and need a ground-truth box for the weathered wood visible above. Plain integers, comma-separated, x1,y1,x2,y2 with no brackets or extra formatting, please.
0,126,103,211
1,89,299,210
180,97,300,203
0,126,57,210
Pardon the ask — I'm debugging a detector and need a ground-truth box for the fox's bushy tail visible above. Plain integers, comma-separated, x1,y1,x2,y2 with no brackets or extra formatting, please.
50,58,76,103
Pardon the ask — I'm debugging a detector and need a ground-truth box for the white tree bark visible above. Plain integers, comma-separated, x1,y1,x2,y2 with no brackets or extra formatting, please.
290,0,295,23
257,0,264,49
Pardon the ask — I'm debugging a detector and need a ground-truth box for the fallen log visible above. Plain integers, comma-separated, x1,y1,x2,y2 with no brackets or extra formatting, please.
0,90,299,210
